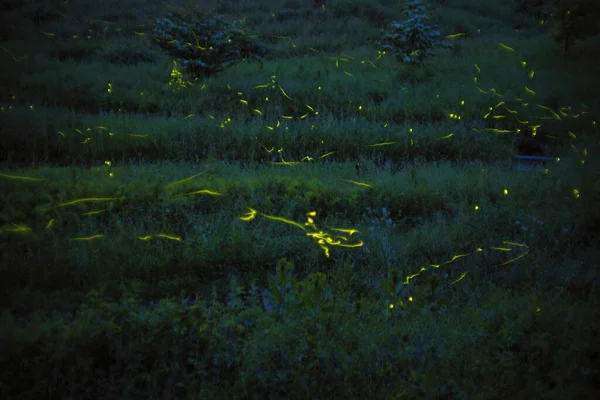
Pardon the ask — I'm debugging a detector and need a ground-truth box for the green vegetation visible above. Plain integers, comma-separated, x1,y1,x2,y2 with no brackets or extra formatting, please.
1,0,599,398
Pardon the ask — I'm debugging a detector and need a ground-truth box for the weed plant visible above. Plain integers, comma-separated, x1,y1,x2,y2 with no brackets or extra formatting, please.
1,0,600,398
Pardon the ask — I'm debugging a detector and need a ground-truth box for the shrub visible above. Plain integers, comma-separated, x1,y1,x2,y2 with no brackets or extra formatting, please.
152,6,267,78
378,0,450,65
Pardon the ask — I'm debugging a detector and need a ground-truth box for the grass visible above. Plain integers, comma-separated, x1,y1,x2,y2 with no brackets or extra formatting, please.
1,0,600,398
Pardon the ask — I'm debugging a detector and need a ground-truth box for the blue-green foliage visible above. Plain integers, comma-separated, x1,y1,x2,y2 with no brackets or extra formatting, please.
379,0,450,65
152,6,267,77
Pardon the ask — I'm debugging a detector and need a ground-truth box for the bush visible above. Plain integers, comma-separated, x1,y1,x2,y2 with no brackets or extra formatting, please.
152,6,267,78
378,0,450,65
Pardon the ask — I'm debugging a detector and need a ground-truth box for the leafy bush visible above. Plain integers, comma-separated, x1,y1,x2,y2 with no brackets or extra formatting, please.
378,0,450,65
151,6,267,78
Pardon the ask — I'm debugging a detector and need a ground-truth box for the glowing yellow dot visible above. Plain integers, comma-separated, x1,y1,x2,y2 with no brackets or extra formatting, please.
389,303,394,309
474,205,479,211
503,189,508,195
408,296,413,302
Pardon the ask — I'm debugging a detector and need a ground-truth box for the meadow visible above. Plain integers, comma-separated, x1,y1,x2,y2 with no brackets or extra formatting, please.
1,0,599,398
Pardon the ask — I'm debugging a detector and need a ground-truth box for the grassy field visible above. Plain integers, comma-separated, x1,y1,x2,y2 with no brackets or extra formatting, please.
1,0,600,398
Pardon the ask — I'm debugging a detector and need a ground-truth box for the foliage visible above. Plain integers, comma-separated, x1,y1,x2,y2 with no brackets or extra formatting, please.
514,0,600,54
513,0,552,19
151,5,267,77
1,0,600,397
95,43,159,65
550,0,600,55
378,0,450,65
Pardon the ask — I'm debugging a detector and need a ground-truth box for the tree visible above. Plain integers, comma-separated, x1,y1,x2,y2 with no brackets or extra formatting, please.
551,0,600,56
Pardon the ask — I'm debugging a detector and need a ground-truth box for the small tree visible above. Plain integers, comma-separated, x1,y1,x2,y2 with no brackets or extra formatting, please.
152,6,267,78
378,0,450,65
551,0,600,56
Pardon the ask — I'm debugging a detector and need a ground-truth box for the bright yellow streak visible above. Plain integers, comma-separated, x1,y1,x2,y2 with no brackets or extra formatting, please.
491,247,511,251
71,234,104,241
447,253,469,263
368,141,396,147
489,88,504,97
278,85,292,100
262,213,306,231
138,234,181,241
128,134,149,138
343,179,373,188
435,133,454,140
0,173,44,181
271,161,300,166
473,64,481,73
165,171,205,188
54,197,119,208
262,146,275,152
328,227,359,235
524,86,536,96
82,210,106,216
5,224,32,233
45,219,55,230
537,105,561,120
497,42,514,52
319,151,336,159
445,33,468,38
186,189,223,196
239,208,257,221
333,241,363,248
450,271,470,285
